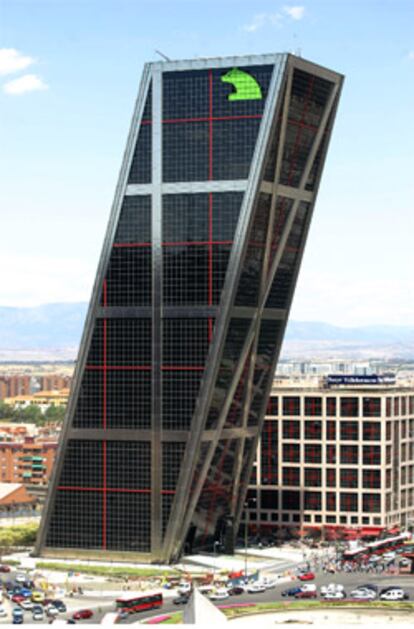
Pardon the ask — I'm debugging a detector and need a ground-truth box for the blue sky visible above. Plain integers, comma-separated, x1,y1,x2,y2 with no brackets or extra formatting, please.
1,0,413,326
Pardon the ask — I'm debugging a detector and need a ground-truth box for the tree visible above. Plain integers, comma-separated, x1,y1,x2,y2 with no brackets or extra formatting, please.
44,405,66,423
0,401,14,420
14,405,43,424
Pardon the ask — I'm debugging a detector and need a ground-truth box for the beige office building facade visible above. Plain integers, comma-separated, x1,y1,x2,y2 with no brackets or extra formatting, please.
246,376,414,536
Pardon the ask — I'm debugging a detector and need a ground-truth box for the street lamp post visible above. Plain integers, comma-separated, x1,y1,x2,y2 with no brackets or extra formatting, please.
244,507,249,582
244,498,256,582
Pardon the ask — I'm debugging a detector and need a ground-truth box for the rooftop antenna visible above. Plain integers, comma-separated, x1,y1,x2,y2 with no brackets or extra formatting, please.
155,50,171,61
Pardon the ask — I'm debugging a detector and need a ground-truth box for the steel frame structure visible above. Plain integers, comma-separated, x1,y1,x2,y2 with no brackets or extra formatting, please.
36,53,343,563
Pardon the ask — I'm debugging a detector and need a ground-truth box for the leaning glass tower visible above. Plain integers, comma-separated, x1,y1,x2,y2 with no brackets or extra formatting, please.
36,53,343,563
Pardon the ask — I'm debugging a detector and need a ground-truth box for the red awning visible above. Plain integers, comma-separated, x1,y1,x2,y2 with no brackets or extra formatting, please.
360,527,384,535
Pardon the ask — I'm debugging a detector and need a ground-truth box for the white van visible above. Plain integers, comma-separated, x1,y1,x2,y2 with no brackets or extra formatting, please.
380,589,406,601
301,584,317,592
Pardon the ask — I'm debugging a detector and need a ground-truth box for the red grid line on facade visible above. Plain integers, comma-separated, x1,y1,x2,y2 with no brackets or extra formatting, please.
208,69,214,342
140,114,263,125
86,366,152,371
57,486,176,495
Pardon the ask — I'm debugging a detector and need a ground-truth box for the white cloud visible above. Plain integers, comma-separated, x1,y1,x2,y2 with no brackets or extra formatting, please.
0,48,35,76
283,5,305,20
243,11,282,32
3,73,48,95
408,51,414,61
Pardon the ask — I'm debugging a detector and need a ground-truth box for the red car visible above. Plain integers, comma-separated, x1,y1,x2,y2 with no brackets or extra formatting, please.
298,572,315,581
0,565,11,573
11,594,25,604
295,590,317,599
73,609,94,620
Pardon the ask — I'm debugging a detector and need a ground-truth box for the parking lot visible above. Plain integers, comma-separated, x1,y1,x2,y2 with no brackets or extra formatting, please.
0,543,413,625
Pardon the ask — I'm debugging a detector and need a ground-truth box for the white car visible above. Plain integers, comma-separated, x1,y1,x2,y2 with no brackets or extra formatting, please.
380,589,406,601
262,577,278,589
46,605,59,617
320,584,344,597
209,589,230,600
247,582,267,593
15,573,27,584
301,584,317,592
350,588,376,600
178,582,192,595
0,605,7,618
20,600,34,610
324,591,346,600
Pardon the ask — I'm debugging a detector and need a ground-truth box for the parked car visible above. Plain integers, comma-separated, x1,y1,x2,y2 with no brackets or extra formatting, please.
177,582,192,595
0,605,7,618
72,609,94,620
380,589,408,601
14,574,27,584
301,584,316,592
209,589,230,601
228,586,245,595
324,591,346,600
247,582,267,593
0,565,11,573
47,605,60,617
11,595,25,604
19,588,32,599
19,600,34,611
12,608,24,625
350,588,376,600
295,589,317,599
32,605,44,621
320,584,344,597
52,600,67,613
298,572,315,581
31,591,45,603
282,586,302,597
173,594,190,605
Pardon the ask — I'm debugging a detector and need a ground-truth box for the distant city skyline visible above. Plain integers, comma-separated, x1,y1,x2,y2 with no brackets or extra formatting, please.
1,0,413,326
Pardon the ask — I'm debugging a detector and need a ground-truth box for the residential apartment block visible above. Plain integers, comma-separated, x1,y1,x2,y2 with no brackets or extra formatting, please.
247,375,414,535
0,436,57,486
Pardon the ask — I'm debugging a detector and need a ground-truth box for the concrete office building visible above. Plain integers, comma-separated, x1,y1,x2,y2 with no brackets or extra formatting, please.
247,375,414,537
36,53,343,563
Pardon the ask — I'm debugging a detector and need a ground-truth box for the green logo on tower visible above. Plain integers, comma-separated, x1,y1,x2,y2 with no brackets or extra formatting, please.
221,68,262,101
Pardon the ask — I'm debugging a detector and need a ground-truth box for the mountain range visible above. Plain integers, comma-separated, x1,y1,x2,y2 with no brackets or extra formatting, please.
1,303,414,361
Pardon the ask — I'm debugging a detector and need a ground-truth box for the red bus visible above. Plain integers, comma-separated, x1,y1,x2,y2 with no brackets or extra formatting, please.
115,591,163,614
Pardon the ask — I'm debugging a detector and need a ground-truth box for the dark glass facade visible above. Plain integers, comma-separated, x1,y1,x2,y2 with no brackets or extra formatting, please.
36,53,342,563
